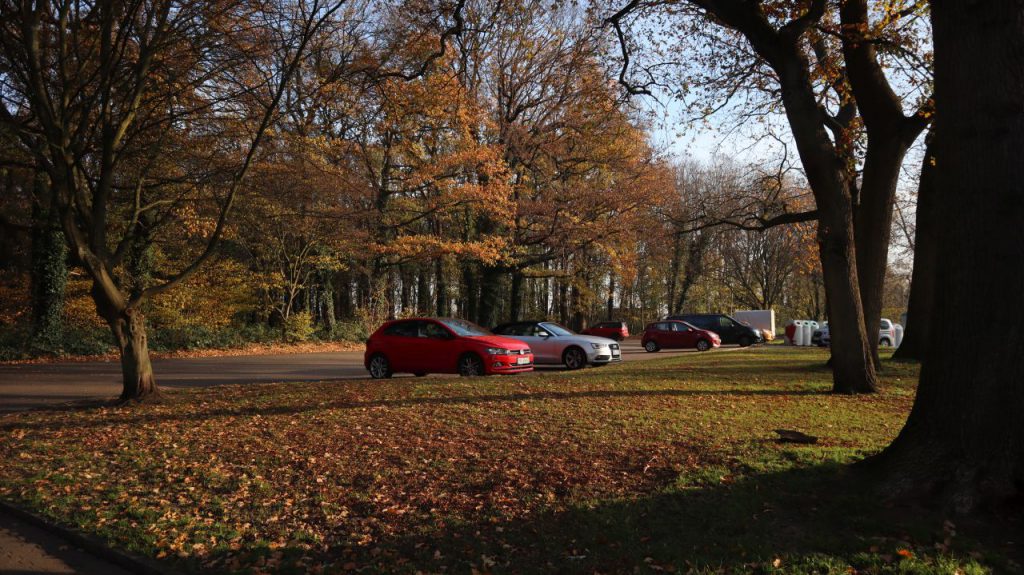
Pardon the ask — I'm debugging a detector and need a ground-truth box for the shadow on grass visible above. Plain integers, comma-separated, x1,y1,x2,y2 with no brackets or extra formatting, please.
177,462,1020,574
0,386,830,432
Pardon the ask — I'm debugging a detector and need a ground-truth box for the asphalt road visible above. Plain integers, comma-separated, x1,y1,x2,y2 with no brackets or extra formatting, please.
0,339,711,412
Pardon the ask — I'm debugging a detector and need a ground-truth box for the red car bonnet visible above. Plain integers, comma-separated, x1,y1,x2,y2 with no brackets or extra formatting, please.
468,334,532,349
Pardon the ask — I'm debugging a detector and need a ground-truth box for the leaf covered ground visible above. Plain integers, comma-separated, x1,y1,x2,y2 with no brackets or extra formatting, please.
0,347,1019,574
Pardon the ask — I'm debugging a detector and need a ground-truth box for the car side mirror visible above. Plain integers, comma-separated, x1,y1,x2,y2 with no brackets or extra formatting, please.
539,332,551,338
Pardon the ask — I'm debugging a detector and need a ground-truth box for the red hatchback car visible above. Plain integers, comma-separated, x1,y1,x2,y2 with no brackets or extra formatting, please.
580,321,630,341
641,320,721,352
365,318,534,378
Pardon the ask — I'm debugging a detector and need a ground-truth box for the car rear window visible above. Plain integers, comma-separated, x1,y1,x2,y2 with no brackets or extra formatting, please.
383,321,418,337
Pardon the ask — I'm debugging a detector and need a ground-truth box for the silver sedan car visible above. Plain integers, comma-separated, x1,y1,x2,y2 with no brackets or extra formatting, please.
491,321,621,369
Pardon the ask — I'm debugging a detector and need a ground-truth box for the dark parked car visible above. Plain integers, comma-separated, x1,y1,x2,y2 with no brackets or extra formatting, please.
580,321,630,341
666,313,764,347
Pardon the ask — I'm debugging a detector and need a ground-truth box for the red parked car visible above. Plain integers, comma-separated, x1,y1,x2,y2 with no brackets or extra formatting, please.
641,320,721,352
581,321,630,341
364,318,534,378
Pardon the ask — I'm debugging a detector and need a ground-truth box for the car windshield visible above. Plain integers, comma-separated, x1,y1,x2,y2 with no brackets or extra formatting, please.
540,322,575,336
438,318,492,336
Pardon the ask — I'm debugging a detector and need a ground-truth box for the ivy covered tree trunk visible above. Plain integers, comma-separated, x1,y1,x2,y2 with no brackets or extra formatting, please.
871,0,1023,511
30,173,67,348
320,271,336,333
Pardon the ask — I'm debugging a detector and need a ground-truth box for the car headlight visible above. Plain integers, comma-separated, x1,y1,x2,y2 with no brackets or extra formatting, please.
486,347,511,355
590,343,606,350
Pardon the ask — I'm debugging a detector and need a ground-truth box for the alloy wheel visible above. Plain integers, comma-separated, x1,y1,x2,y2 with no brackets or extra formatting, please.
459,354,483,377
564,348,585,370
369,355,391,379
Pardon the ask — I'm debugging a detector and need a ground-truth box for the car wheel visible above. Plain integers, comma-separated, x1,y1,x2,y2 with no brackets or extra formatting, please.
738,335,753,347
368,354,392,379
458,353,484,377
563,347,586,370
614,334,625,342
696,339,711,352
644,341,659,352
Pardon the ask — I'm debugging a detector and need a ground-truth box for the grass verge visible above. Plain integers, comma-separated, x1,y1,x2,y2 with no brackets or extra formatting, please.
0,347,1019,574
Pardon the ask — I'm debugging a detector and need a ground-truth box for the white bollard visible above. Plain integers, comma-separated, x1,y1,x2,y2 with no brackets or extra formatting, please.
894,324,904,348
794,320,806,346
802,322,813,346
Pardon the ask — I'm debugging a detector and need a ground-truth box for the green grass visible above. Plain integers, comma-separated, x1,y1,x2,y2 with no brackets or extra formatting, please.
0,347,1018,574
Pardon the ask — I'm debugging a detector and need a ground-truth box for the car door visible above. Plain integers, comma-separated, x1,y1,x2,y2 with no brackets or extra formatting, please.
717,316,741,343
496,323,548,363
384,320,420,372
418,320,458,373
653,322,674,348
530,324,563,363
674,322,699,347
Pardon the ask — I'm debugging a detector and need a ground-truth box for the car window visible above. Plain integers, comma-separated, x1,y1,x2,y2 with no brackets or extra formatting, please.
656,322,671,331
719,316,734,327
421,321,451,339
438,318,492,336
541,323,575,336
383,321,417,337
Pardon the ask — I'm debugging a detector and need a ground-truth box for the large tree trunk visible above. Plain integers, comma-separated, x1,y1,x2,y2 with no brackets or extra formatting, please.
92,282,158,402
606,273,615,321
477,266,503,327
854,134,911,369
112,308,158,402
892,131,937,361
770,43,879,395
416,265,430,315
434,257,447,317
461,262,478,323
818,200,879,394
871,0,1024,511
509,270,524,322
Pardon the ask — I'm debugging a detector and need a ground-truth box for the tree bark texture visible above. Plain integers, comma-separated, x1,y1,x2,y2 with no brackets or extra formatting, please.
873,0,1024,511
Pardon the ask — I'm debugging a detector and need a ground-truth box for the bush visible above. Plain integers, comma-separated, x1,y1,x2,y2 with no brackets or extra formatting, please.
325,320,369,343
0,323,113,360
283,311,315,343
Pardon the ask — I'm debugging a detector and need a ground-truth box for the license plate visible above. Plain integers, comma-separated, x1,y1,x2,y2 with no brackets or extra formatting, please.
516,356,530,365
